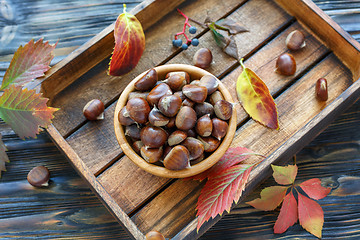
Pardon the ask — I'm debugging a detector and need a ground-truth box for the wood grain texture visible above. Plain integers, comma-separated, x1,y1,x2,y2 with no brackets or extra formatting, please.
1,0,360,239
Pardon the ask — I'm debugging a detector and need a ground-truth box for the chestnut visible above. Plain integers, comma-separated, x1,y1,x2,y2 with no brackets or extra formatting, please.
27,166,50,187
316,78,328,101
163,145,190,170
118,106,135,126
286,30,306,51
193,48,213,69
166,117,176,128
181,137,204,160
148,108,170,127
145,230,166,240
276,53,296,76
165,71,190,84
212,118,228,140
186,128,197,138
198,136,220,152
140,146,163,163
214,100,233,120
132,141,144,154
209,90,224,105
194,102,214,117
195,114,213,137
163,145,173,159
128,91,149,100
174,91,186,101
147,83,173,107
163,74,187,91
134,68,158,91
158,94,182,117
199,75,218,95
140,125,168,148
190,80,201,86
182,84,208,103
182,98,195,107
168,130,187,146
83,99,104,120
175,106,197,131
125,124,141,140
126,97,151,124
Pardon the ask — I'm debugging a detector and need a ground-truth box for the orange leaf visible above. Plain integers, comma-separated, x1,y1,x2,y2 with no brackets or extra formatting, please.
299,178,331,200
236,59,279,129
298,192,324,238
109,4,145,76
246,186,288,211
271,164,298,185
274,191,298,234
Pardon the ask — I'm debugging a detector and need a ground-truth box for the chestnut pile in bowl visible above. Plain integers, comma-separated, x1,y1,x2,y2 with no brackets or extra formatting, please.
114,64,236,178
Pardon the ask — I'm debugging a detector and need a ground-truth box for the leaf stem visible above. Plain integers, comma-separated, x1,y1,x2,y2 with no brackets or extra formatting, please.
239,58,246,69
123,3,127,13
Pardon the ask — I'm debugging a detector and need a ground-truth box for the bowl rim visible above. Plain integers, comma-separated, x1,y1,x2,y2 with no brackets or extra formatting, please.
114,64,237,178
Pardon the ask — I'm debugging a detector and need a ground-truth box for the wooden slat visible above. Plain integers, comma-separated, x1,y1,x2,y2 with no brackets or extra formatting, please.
40,0,187,103
67,0,292,176
132,54,354,238
275,0,360,80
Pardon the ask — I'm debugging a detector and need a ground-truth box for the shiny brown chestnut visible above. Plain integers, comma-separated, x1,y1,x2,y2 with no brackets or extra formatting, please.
316,77,328,101
175,106,197,131
182,84,208,103
134,68,158,91
199,75,218,95
286,30,306,51
126,97,151,124
163,145,190,170
198,136,220,152
158,94,182,117
128,91,149,100
181,137,204,160
168,130,187,146
209,90,224,105
163,74,187,91
145,230,166,240
276,53,296,76
195,114,213,137
132,141,144,154
118,106,135,126
165,71,190,84
146,83,173,107
193,48,213,69
194,102,214,117
148,108,170,127
83,99,105,120
125,124,141,140
166,117,176,128
214,100,233,120
140,146,163,163
140,126,168,148
212,118,228,140
27,166,50,187
182,98,195,107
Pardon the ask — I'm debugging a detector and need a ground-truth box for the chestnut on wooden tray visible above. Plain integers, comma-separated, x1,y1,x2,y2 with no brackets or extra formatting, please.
114,64,237,178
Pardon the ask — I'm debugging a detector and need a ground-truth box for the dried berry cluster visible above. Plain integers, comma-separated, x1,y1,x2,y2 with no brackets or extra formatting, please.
172,9,199,50
118,68,233,170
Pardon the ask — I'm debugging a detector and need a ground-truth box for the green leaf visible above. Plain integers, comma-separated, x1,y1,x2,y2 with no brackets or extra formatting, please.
236,59,279,129
271,164,298,185
0,134,9,178
1,38,56,90
0,85,58,139
246,186,288,211
196,164,254,232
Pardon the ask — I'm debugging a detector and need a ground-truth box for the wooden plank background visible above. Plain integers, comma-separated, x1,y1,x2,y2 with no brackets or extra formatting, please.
1,0,360,239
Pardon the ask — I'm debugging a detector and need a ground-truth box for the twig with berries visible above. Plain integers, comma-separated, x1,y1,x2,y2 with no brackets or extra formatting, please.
172,9,199,50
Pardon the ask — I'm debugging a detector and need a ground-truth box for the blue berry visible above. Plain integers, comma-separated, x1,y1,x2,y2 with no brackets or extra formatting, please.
181,43,188,50
189,26,197,34
191,38,199,46
173,39,182,47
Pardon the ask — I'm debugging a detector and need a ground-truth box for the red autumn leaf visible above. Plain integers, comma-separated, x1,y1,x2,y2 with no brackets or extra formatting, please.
196,164,254,232
298,192,324,238
236,59,279,129
187,147,257,181
0,85,58,139
1,38,56,90
271,164,298,185
109,4,145,76
274,191,298,234
246,186,288,211
299,178,331,200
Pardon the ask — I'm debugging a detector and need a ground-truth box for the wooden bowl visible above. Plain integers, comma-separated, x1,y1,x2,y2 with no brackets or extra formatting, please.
114,64,237,178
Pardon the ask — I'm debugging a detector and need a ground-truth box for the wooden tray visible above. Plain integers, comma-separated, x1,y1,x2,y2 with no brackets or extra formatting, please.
40,0,360,239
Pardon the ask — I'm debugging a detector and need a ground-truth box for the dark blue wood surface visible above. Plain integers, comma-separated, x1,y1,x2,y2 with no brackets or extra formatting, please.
1,0,360,239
